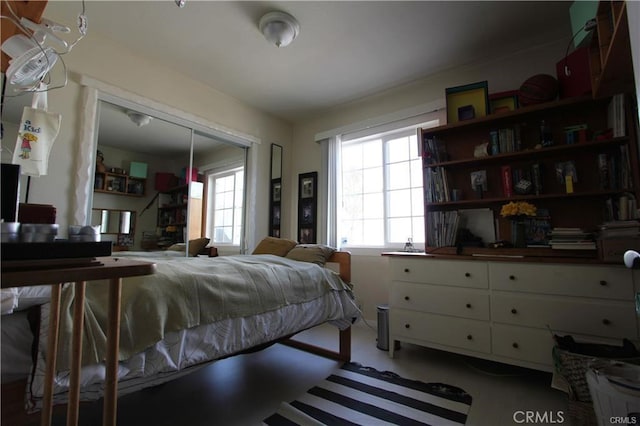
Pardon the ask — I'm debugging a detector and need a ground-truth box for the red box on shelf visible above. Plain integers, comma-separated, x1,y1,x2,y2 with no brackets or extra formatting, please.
18,203,56,224
155,172,177,192
556,46,592,99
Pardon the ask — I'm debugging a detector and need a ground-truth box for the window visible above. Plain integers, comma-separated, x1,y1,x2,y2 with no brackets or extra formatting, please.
206,168,244,245
339,127,427,248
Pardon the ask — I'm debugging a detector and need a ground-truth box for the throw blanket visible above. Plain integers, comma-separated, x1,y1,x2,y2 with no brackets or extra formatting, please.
55,254,350,371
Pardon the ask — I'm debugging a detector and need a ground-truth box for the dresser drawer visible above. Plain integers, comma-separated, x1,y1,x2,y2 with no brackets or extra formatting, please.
391,281,490,320
490,262,634,300
492,293,638,339
492,324,555,367
390,309,491,353
389,258,488,289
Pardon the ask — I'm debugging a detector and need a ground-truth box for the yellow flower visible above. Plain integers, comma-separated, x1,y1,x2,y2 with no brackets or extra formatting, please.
500,201,537,217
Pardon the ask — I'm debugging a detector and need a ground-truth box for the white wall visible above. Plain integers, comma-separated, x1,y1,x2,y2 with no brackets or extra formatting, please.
291,38,569,320
2,6,293,246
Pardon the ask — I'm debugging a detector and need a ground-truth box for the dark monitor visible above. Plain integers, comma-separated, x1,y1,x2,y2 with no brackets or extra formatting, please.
1,163,21,222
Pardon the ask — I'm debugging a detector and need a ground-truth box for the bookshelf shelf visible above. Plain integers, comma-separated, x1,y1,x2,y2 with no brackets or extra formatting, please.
425,137,631,169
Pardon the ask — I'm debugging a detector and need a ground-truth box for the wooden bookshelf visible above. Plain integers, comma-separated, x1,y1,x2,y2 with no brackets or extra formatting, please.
421,93,639,257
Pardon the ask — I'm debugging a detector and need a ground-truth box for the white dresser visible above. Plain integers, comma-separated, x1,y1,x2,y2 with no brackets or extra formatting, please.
386,254,640,371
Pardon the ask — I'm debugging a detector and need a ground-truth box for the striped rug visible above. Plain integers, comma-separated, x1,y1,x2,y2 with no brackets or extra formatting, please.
263,362,472,425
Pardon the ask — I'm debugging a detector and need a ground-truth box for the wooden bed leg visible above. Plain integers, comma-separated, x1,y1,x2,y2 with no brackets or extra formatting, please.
339,327,351,362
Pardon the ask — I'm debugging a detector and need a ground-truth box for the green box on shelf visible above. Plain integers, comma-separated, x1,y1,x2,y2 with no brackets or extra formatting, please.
129,161,148,178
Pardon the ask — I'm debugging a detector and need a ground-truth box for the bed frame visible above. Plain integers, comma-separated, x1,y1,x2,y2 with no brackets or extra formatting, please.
1,251,354,425
282,251,352,362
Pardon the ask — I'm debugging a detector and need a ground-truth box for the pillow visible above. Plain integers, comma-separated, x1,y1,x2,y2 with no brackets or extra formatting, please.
167,237,210,257
285,244,336,266
252,237,297,257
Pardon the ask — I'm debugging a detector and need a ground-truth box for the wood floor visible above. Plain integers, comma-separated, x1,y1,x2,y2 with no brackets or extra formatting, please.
10,321,568,426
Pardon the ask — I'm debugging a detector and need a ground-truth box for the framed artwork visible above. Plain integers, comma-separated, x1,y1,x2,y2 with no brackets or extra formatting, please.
269,178,281,237
445,81,489,124
297,172,317,243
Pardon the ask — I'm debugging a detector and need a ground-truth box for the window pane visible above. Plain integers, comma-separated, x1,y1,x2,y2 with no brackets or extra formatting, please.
343,194,363,220
363,193,383,219
342,170,363,195
386,136,410,164
411,188,424,216
388,189,411,218
412,217,425,243
342,143,363,171
388,162,411,190
362,219,384,245
388,217,412,243
362,139,382,168
410,158,422,186
362,166,383,193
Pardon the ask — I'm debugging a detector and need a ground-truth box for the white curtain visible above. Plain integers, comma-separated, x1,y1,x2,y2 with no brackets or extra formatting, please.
318,136,341,248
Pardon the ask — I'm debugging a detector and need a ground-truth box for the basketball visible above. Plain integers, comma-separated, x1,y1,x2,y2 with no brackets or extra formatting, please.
518,74,559,106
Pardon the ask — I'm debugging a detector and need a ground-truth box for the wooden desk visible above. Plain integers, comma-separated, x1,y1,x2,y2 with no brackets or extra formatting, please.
1,257,156,426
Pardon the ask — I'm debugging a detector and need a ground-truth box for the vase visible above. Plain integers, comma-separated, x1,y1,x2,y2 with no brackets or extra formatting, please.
511,218,527,248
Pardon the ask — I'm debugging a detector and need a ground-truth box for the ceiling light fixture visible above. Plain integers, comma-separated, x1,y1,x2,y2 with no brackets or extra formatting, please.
126,111,153,127
259,11,300,48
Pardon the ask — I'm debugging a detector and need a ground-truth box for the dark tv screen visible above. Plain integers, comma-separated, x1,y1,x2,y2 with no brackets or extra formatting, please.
1,163,20,222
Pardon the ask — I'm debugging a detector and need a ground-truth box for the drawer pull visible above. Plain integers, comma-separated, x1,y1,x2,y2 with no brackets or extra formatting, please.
509,275,516,280
405,324,411,329
404,268,410,273
602,319,611,326
466,334,473,340
512,342,519,349
511,308,518,314
465,272,471,278
404,296,410,301
599,280,607,286
465,303,472,309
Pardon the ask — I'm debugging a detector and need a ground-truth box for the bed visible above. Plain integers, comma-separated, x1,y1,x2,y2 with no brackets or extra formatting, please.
1,242,359,424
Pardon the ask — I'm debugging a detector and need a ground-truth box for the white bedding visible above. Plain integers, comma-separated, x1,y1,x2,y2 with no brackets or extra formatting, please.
20,253,359,410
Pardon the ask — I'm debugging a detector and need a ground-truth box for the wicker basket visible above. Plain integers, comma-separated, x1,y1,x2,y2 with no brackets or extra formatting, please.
567,398,597,426
552,337,640,403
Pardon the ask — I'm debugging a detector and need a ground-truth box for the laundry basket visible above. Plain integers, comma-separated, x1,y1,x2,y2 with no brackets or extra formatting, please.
552,335,640,425
586,361,640,426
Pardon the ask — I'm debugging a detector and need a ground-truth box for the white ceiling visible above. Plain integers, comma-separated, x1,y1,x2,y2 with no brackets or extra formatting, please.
42,0,572,123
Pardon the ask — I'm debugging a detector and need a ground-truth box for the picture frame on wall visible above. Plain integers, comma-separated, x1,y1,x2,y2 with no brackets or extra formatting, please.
269,178,281,237
297,172,317,243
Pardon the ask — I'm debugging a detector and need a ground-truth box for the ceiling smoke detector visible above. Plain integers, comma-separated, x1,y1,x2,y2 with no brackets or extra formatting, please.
259,11,300,48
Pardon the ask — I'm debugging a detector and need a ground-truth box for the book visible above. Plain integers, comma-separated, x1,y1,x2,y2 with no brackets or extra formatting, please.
501,165,513,197
531,163,543,195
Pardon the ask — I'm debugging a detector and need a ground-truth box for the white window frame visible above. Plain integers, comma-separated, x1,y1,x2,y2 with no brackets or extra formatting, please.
338,126,426,251
317,104,444,255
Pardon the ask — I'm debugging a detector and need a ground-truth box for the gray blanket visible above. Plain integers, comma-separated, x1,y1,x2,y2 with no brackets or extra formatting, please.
56,254,351,370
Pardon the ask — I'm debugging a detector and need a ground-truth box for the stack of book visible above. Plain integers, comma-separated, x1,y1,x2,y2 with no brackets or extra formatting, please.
548,227,596,250
427,210,460,247
597,220,640,239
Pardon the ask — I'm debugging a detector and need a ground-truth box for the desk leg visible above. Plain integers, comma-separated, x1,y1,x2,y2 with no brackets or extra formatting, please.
41,283,62,426
66,281,86,426
103,278,122,426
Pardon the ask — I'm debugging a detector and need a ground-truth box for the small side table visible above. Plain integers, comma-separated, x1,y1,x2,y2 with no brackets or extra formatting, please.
2,257,156,426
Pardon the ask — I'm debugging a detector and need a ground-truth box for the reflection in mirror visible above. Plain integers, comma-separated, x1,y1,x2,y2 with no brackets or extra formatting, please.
271,144,282,179
92,209,135,234
92,100,248,254
91,208,136,250
197,130,247,247
269,144,283,238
